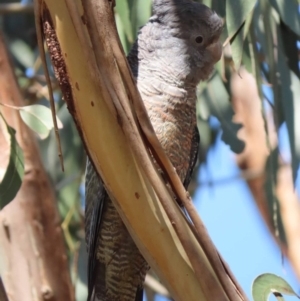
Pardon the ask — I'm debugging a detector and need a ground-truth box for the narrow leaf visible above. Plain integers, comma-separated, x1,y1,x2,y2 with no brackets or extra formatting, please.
252,273,300,301
115,0,134,43
135,0,152,33
277,26,300,183
280,21,300,80
19,104,63,139
0,119,24,209
270,0,300,36
9,39,35,69
226,0,256,36
211,0,226,17
198,73,245,153
226,0,256,69
115,13,129,53
264,148,286,244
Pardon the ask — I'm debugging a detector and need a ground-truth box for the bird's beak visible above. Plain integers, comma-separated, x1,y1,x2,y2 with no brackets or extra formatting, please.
206,12,224,63
207,40,223,63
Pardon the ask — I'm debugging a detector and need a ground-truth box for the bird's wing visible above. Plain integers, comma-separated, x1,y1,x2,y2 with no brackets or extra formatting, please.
85,159,107,301
183,126,200,189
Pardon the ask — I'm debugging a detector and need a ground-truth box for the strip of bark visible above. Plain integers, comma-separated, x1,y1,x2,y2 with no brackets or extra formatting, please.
0,31,74,301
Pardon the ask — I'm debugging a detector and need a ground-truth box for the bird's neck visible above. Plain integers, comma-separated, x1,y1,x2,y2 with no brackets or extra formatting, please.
128,50,198,121
136,75,197,182
137,72,198,108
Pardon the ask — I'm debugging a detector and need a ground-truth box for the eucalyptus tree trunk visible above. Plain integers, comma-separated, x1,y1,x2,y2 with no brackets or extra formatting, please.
0,31,74,301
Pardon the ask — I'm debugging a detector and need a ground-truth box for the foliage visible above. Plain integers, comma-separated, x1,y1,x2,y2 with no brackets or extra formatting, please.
252,273,300,301
0,0,299,300
0,113,24,208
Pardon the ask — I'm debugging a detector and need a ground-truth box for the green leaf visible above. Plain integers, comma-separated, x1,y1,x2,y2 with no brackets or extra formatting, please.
231,10,253,71
280,21,300,80
39,103,84,230
202,0,212,7
19,104,63,140
135,0,152,32
242,36,253,74
198,73,245,154
270,0,300,36
211,0,226,17
226,0,256,69
115,13,129,53
0,117,24,209
74,241,88,301
129,0,152,36
115,0,134,43
9,39,35,69
277,26,300,183
264,148,286,244
252,273,300,301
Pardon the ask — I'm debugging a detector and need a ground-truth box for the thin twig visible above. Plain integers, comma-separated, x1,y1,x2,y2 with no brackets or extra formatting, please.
34,0,64,171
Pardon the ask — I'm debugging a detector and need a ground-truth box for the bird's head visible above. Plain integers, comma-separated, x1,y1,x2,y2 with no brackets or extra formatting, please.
151,0,224,85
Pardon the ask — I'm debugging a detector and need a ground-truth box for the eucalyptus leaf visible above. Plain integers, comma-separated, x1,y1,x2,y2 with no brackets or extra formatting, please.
0,118,24,209
115,0,134,43
198,73,245,154
115,13,129,53
135,0,152,33
201,0,212,7
9,39,35,69
128,0,152,37
277,26,300,183
226,0,257,37
210,0,226,17
39,103,84,228
74,241,88,301
242,37,253,74
280,21,300,80
252,273,300,301
19,104,63,140
264,148,286,244
230,10,254,71
270,0,300,36
226,0,256,70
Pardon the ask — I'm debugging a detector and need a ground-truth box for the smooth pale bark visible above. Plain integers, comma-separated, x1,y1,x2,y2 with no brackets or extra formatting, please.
0,32,74,301
35,0,248,300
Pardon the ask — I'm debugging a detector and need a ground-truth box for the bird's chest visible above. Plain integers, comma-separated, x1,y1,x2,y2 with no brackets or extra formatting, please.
144,100,196,181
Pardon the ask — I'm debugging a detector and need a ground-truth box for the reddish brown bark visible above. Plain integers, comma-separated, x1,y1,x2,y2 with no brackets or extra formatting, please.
0,32,74,301
231,67,300,281
0,277,9,301
231,68,275,228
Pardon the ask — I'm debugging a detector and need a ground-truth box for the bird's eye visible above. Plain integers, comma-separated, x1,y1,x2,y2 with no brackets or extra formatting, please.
195,36,203,44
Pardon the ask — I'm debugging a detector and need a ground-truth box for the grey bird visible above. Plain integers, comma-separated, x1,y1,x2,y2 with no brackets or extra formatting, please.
85,0,223,300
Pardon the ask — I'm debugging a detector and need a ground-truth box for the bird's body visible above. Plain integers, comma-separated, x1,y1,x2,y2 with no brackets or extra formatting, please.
85,1,223,300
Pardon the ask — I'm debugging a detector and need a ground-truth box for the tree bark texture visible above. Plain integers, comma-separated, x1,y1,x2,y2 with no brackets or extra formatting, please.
0,31,74,301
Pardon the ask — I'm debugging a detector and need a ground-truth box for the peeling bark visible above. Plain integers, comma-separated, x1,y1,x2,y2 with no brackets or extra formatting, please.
0,31,74,301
